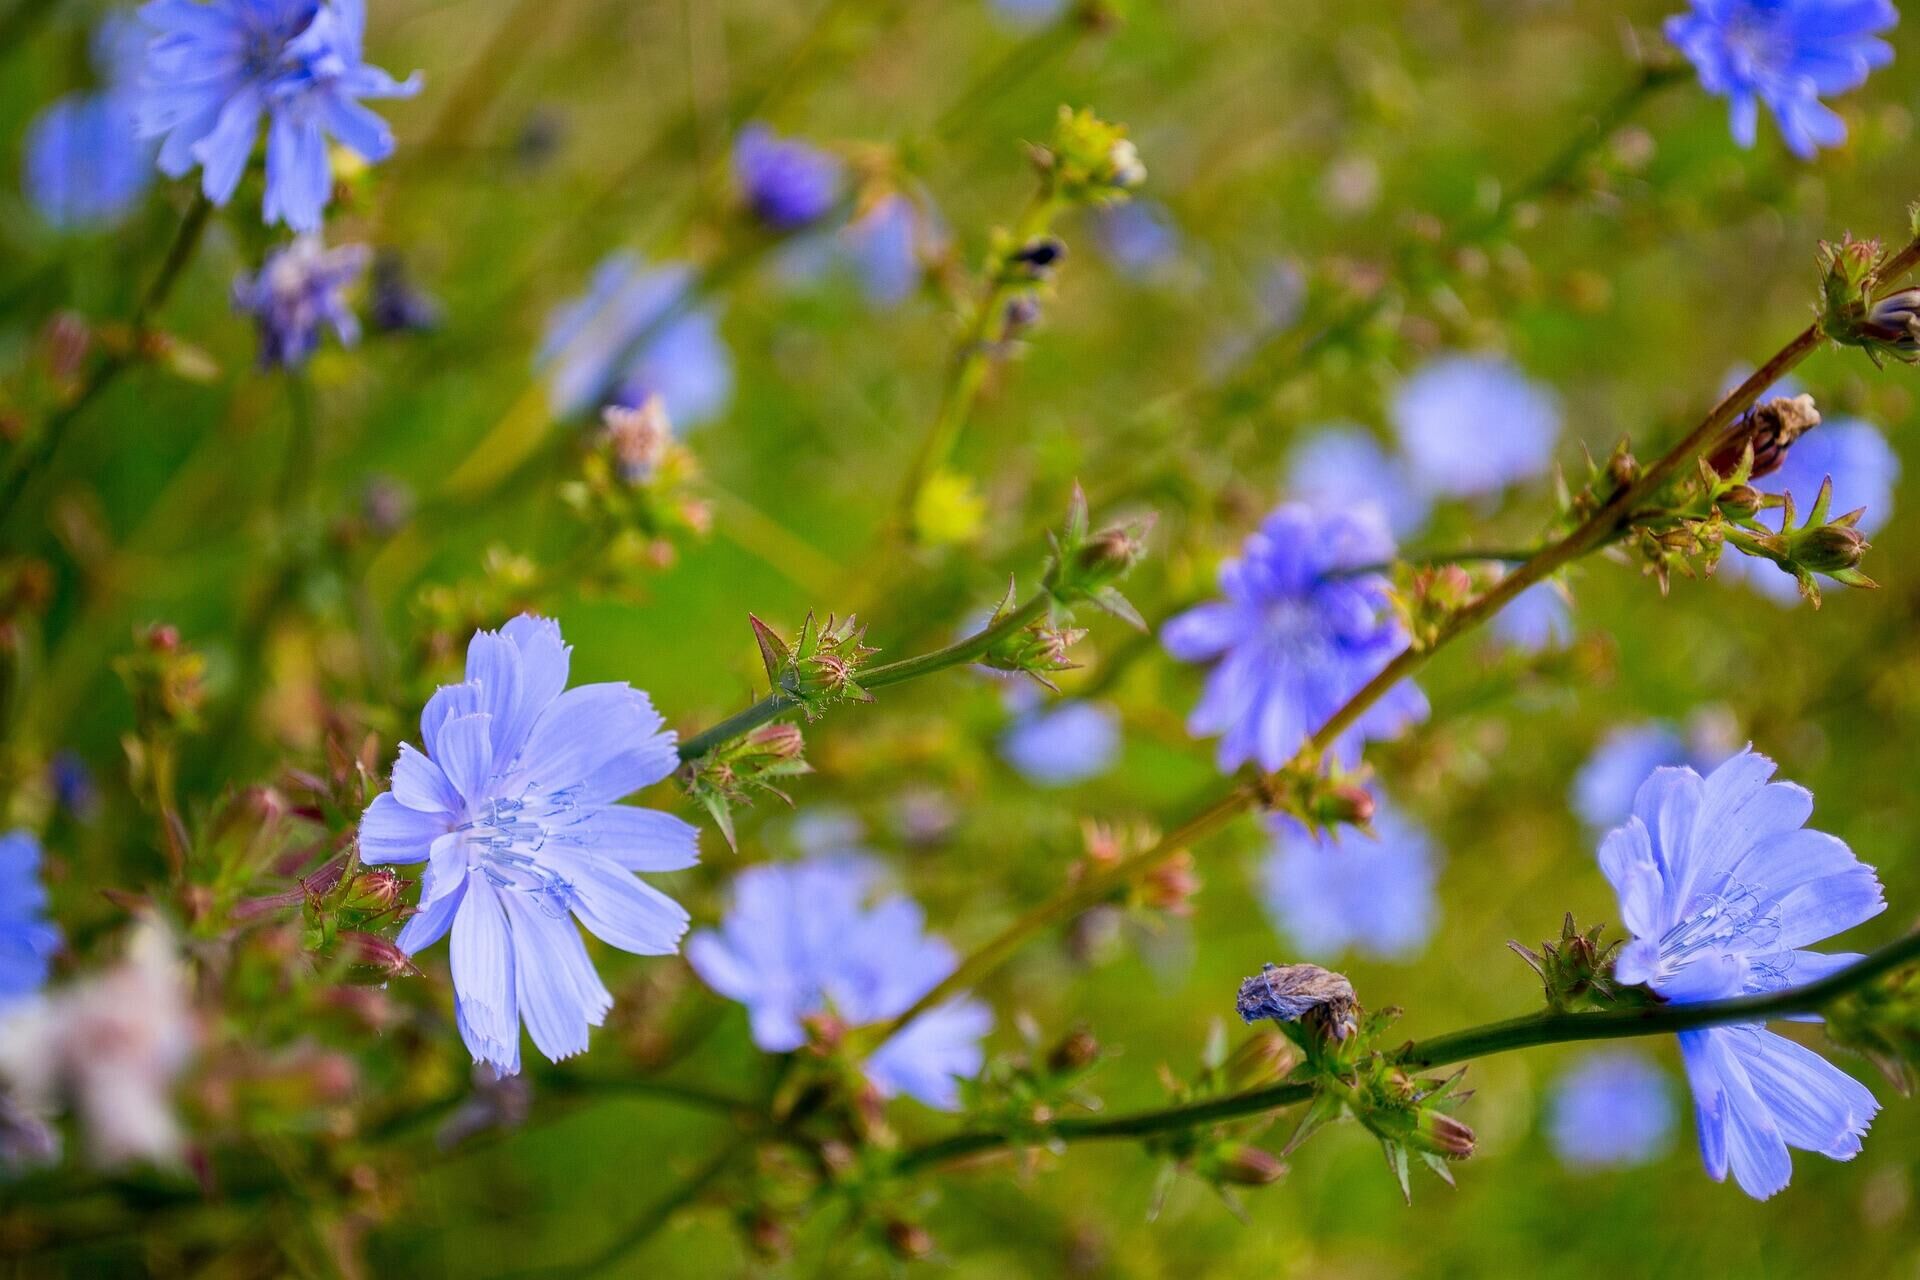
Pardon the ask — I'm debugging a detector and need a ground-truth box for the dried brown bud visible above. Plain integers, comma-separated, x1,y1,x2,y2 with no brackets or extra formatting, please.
1706,393,1821,480
1236,962,1359,1041
1047,1027,1100,1074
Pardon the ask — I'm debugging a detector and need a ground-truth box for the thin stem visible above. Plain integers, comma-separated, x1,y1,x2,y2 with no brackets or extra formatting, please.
874,229,1920,1045
676,589,1054,761
0,194,214,522
1333,547,1544,578
894,930,1920,1175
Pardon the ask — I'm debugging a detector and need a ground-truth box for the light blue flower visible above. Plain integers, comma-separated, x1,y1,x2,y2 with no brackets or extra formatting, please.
842,195,924,306
537,253,733,426
1573,721,1708,831
732,123,842,231
23,18,156,230
1163,504,1427,772
1391,354,1561,500
0,832,60,1003
1546,1051,1677,1169
1665,0,1897,159
231,235,369,368
1597,748,1884,1199
1718,415,1899,605
1285,423,1431,540
1491,581,1574,653
998,696,1121,787
357,615,698,1075
136,0,420,231
1258,801,1438,961
987,0,1067,29
687,857,991,1110
1093,200,1180,280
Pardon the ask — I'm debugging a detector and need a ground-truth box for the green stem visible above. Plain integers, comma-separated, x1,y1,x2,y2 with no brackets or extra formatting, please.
872,228,1920,1044
675,588,1054,761
894,930,1920,1176
1333,547,1545,578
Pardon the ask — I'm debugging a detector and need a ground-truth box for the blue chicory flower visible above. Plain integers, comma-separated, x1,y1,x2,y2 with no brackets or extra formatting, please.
686,857,992,1110
1665,0,1897,159
0,832,60,1003
1572,720,1718,832
136,0,421,231
1391,354,1561,500
231,235,370,368
732,123,843,231
1093,199,1181,280
1285,423,1431,540
1491,581,1575,653
1259,800,1438,961
538,252,734,426
1718,415,1899,605
1597,747,1884,1199
1162,504,1427,772
22,18,156,230
841,194,924,306
998,696,1121,787
357,615,698,1075
1546,1051,1677,1169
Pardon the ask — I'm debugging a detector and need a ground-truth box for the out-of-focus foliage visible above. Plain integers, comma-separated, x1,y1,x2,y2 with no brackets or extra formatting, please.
3,0,1920,1275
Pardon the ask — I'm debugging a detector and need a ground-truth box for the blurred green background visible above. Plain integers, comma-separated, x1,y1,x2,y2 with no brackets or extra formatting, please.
5,0,1920,1275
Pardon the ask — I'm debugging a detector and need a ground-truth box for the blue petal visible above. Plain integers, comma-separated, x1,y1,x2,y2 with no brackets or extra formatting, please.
499,892,611,1062
435,712,496,806
578,805,699,871
358,791,449,864
558,857,689,956
1737,1026,1879,1159
1597,817,1664,938
450,882,520,1074
390,742,460,814
865,998,993,1110
519,683,668,798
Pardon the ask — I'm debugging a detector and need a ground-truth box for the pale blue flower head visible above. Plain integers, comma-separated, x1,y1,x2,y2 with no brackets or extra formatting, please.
1163,504,1427,772
23,18,156,230
357,615,698,1075
1285,423,1430,540
0,831,60,1002
231,235,369,368
842,194,924,306
1094,200,1180,280
732,124,842,231
1665,0,1897,159
1547,1052,1676,1169
1391,354,1561,500
998,695,1121,787
1573,721,1715,831
1259,800,1438,961
1597,747,1884,1198
136,0,421,231
1491,582,1574,653
687,857,992,1110
538,253,733,426
1719,415,1899,605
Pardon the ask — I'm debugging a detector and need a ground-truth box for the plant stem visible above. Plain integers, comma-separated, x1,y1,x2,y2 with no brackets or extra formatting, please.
1334,547,1544,578
874,229,1920,1044
0,193,214,523
893,930,1920,1175
676,588,1054,761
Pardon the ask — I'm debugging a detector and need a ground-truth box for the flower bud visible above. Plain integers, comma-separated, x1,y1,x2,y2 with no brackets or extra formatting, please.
1791,522,1867,573
1412,1110,1476,1160
1001,294,1043,341
1222,1029,1297,1090
744,722,806,762
1047,1027,1101,1074
1236,962,1359,1042
884,1219,935,1261
1705,394,1820,480
1212,1142,1286,1186
1864,287,1920,356
1716,484,1763,519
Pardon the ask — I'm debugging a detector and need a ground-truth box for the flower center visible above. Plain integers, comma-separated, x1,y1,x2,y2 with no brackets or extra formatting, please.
1655,880,1782,973
459,792,580,916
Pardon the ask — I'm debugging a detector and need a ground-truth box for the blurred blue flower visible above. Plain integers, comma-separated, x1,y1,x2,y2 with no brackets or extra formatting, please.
1597,747,1884,1199
0,831,60,1003
231,236,369,368
687,857,992,1110
1573,721,1697,831
48,753,99,822
357,615,697,1075
1285,423,1430,540
999,697,1121,787
1163,505,1427,772
538,253,733,426
136,0,421,231
1391,354,1561,500
23,16,155,230
1718,416,1899,605
1259,801,1438,960
732,123,842,231
1491,582,1574,653
987,0,1067,29
842,195,924,306
1094,200,1180,280
1547,1052,1676,1169
1665,0,1896,159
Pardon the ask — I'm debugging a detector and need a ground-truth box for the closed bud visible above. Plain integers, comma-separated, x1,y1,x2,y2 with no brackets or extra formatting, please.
1413,1110,1476,1160
1864,287,1920,358
1222,1029,1297,1090
1001,295,1042,340
801,1010,848,1055
1007,236,1067,280
1213,1142,1286,1186
1717,484,1763,519
1047,1027,1101,1074
1706,394,1820,480
339,930,418,978
746,1211,792,1262
346,867,407,913
1073,521,1152,586
884,1219,935,1261
1792,523,1867,573
744,722,805,762
1314,782,1375,828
